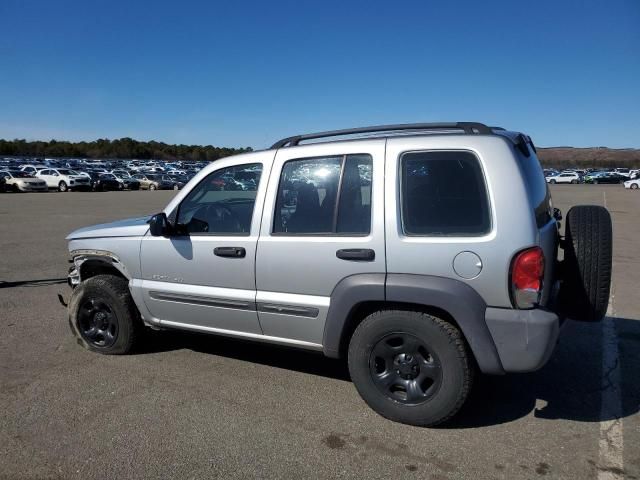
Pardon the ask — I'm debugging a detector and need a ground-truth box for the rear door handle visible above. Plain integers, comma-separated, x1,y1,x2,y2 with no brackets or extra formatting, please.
214,247,246,258
336,248,375,261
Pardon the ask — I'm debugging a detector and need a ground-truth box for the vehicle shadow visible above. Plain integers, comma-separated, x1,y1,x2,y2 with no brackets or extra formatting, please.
138,328,351,381
136,316,639,428
444,316,640,428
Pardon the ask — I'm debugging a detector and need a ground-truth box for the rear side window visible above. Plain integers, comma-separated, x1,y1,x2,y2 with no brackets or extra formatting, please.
401,151,490,236
273,154,372,235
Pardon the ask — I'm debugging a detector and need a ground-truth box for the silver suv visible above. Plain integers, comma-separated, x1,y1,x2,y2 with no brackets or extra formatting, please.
64,123,612,426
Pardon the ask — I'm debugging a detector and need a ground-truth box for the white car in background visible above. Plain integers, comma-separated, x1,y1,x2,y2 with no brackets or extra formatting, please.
20,164,48,175
1,170,48,192
35,168,91,192
624,179,640,190
546,172,581,184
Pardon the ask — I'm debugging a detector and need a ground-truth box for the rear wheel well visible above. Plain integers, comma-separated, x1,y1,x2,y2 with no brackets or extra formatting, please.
338,301,462,359
79,259,127,283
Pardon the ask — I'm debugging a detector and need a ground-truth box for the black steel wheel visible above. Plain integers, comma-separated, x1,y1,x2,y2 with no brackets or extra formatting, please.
348,310,473,427
77,299,119,348
369,333,442,405
69,274,143,354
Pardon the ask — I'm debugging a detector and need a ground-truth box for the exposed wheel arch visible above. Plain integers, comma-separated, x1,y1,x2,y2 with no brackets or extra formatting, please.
77,258,128,283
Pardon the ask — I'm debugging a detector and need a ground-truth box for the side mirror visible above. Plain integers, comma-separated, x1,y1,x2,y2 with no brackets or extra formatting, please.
149,213,171,237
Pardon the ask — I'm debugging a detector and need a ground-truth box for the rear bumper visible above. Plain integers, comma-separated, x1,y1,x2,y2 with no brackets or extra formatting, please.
485,307,560,373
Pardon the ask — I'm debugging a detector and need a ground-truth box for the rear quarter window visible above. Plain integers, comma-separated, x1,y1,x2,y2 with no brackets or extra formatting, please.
400,151,491,236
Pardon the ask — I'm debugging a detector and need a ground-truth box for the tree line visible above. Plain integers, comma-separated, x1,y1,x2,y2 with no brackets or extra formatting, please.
0,138,252,162
1,137,638,169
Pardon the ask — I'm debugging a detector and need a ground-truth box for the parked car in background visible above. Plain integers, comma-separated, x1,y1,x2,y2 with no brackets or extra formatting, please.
36,168,92,191
86,172,124,191
20,164,48,175
623,179,640,190
584,171,626,184
111,172,140,190
1,170,48,192
133,173,174,190
546,172,581,184
164,174,188,190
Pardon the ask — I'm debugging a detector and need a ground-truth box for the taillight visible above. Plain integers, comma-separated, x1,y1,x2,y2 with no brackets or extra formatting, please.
510,247,545,309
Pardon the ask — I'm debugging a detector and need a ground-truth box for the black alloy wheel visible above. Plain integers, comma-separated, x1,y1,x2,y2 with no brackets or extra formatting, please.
77,298,119,348
369,332,442,405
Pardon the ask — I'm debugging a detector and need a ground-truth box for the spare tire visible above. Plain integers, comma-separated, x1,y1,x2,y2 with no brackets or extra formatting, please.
559,205,612,321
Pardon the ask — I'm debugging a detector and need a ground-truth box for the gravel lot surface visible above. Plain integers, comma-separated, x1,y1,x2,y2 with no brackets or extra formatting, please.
1,185,638,480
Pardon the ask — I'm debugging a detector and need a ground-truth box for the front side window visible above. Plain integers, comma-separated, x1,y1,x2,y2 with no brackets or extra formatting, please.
401,151,490,236
273,154,372,235
177,163,262,235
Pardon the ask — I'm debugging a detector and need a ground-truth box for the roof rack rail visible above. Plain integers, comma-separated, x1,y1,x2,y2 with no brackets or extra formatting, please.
271,122,495,149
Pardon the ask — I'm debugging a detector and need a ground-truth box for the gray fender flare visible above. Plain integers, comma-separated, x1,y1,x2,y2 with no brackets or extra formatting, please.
386,274,504,374
323,274,385,358
322,273,505,375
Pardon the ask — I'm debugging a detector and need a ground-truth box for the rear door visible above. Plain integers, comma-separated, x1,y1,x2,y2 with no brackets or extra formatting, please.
255,140,385,346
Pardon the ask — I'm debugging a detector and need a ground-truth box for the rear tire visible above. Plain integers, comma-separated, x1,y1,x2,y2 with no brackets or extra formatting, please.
631,183,639,190
559,206,612,322
68,274,143,354
348,310,473,427
571,179,578,184
149,184,157,191
58,181,68,192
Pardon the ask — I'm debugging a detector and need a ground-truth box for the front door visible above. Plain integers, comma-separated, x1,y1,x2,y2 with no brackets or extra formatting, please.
138,153,273,334
255,139,386,346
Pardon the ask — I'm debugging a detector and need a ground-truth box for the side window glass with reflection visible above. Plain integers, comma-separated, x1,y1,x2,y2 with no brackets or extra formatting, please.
177,163,262,235
273,154,372,235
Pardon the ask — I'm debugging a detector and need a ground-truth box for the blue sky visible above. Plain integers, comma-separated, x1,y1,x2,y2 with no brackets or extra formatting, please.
1,0,639,149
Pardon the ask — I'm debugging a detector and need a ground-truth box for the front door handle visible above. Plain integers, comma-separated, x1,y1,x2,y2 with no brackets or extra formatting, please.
214,247,246,258
336,248,375,261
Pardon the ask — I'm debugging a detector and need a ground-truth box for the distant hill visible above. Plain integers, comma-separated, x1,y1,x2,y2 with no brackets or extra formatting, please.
537,146,640,169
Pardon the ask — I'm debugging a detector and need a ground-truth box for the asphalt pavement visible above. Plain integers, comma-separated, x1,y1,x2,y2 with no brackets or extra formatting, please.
0,185,638,480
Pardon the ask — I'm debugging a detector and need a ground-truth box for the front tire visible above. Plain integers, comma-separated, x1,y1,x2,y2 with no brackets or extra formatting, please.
549,179,556,184
58,181,68,192
68,274,143,354
348,310,473,427
149,184,157,191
